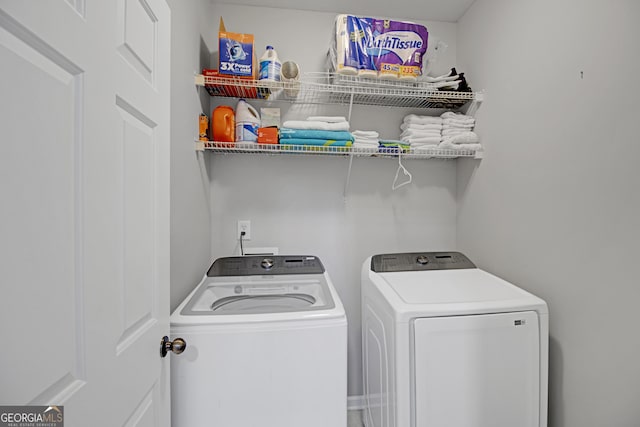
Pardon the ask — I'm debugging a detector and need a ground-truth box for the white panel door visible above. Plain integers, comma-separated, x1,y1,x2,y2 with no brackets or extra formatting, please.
0,1,171,426
413,311,540,427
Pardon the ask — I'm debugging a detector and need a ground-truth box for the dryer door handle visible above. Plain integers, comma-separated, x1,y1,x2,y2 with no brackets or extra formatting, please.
160,336,187,358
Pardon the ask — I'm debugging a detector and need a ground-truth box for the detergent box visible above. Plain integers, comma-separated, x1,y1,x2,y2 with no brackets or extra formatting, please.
218,17,255,78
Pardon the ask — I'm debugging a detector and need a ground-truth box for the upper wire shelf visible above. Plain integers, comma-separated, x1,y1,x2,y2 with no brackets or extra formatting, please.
194,72,479,110
195,141,483,160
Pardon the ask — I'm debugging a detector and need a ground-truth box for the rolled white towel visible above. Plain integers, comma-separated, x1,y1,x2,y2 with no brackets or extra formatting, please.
442,131,480,144
307,116,347,123
283,120,350,131
403,114,443,125
400,122,442,132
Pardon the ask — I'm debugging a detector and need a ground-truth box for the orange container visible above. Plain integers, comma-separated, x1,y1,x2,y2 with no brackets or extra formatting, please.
212,105,235,143
257,127,278,144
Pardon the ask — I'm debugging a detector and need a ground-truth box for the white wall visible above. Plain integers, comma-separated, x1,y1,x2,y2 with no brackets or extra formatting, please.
457,1,640,426
207,4,460,397
168,0,215,310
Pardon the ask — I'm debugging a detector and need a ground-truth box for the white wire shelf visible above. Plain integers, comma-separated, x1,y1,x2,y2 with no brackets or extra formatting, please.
195,141,483,159
194,72,478,110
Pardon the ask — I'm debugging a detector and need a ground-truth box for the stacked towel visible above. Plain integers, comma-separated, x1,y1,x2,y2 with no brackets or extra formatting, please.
398,112,482,152
438,111,480,151
400,114,443,148
280,116,353,147
352,130,379,150
280,129,353,141
379,140,411,153
281,138,353,147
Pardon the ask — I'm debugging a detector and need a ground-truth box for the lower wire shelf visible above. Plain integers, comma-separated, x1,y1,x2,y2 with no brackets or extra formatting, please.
195,141,483,159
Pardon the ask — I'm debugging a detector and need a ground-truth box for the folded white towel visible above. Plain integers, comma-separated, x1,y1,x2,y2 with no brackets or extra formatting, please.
442,132,480,144
442,129,470,137
441,112,474,121
401,136,442,145
443,119,475,127
413,144,440,153
441,111,469,119
439,140,482,151
307,116,347,123
353,142,379,150
443,127,474,134
403,115,443,125
400,129,441,139
443,123,474,129
400,123,442,132
283,120,350,131
442,128,473,135
411,142,440,149
352,130,380,138
353,138,378,145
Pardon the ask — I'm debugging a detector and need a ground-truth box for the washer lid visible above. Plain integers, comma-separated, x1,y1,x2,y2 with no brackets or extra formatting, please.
378,268,534,305
180,274,335,316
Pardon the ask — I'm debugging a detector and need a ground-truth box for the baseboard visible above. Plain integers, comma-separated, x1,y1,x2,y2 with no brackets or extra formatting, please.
347,395,366,410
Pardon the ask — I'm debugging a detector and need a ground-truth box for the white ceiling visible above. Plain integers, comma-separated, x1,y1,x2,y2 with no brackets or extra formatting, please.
212,0,477,23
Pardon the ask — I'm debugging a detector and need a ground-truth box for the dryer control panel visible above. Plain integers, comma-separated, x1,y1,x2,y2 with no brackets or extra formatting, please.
371,252,476,273
208,255,325,276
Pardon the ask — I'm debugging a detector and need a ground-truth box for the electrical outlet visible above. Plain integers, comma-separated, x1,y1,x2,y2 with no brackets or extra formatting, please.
237,220,251,240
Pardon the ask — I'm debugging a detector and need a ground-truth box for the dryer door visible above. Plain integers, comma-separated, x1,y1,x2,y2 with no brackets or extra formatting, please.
412,311,540,427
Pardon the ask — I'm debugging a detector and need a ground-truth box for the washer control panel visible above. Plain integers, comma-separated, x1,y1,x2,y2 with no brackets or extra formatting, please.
208,255,325,276
371,252,476,273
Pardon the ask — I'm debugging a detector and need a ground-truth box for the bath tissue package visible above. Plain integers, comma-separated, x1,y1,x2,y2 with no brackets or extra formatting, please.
330,15,428,80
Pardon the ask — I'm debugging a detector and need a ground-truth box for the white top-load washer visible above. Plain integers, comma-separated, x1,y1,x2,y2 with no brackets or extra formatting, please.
171,255,347,427
361,252,548,427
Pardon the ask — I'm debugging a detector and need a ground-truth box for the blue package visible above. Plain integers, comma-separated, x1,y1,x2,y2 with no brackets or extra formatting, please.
219,30,254,77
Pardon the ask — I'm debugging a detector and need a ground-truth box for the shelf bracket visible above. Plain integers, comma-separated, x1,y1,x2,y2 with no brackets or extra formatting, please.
347,90,355,123
343,153,355,199
464,92,484,117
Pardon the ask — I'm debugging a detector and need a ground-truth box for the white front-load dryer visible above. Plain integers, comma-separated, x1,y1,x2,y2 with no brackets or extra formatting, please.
361,252,548,427
171,255,347,427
